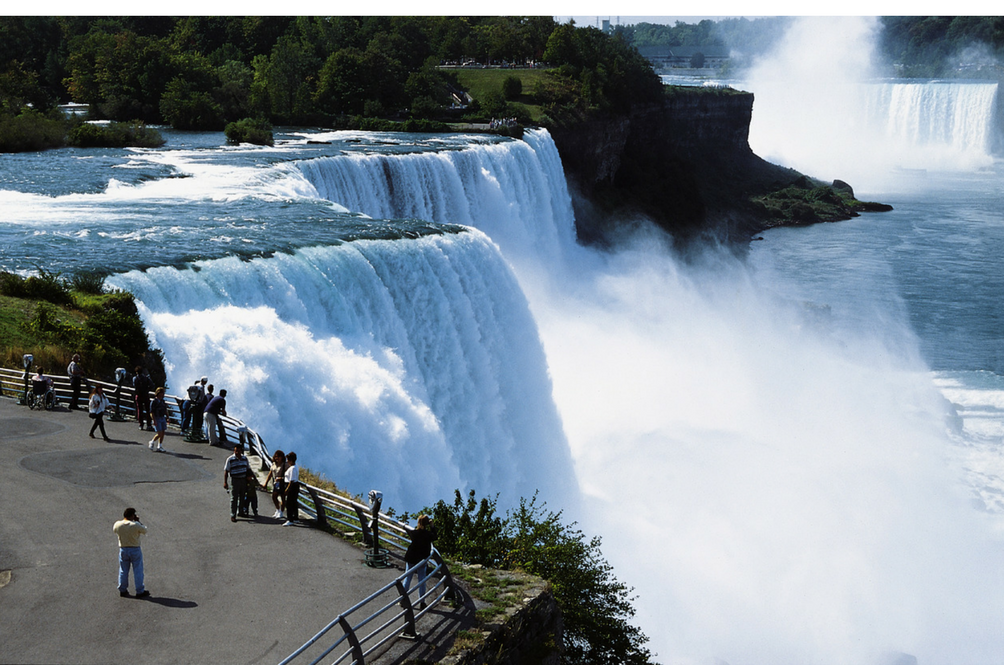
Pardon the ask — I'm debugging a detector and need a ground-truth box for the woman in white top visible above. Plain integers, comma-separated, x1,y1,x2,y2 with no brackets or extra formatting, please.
282,451,299,526
88,385,111,441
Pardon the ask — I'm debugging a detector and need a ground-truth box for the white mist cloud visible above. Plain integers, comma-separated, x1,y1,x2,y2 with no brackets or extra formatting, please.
523,233,1004,665
745,17,995,185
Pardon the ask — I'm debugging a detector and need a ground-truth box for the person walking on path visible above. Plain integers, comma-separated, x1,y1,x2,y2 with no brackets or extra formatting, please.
113,507,149,598
67,354,85,410
148,387,168,452
282,451,299,526
263,450,287,519
403,514,437,608
204,388,228,447
88,385,111,442
223,443,250,522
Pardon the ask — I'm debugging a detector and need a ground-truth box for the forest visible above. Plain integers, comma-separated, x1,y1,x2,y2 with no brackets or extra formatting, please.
0,16,663,151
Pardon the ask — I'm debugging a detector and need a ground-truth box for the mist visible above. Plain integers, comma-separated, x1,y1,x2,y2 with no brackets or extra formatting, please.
745,17,996,187
521,225,1004,664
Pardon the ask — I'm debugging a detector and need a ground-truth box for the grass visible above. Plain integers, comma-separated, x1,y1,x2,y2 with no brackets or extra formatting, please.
450,68,551,123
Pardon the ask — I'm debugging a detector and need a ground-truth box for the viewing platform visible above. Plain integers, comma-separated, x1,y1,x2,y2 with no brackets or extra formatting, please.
0,397,474,665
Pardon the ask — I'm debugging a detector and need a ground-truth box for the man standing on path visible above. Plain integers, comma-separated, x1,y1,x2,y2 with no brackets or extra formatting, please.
67,354,85,410
223,443,250,523
204,388,228,447
113,508,149,598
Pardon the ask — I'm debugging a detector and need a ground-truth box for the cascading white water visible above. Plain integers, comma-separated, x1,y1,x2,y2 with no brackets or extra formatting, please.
107,231,577,511
295,129,577,265
746,17,999,184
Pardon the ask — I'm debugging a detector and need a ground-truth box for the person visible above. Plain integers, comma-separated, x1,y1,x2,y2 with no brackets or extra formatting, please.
181,377,205,434
30,367,54,408
204,388,227,447
148,387,168,452
88,385,111,442
189,379,210,441
223,443,250,522
113,507,149,598
282,451,299,526
132,367,152,431
241,464,259,518
403,515,436,609
67,354,85,410
263,450,286,519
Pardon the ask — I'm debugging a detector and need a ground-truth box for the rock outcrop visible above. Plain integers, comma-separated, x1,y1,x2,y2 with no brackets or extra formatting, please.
548,87,888,245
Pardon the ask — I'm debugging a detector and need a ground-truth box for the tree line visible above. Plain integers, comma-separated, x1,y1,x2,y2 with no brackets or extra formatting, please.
0,16,663,144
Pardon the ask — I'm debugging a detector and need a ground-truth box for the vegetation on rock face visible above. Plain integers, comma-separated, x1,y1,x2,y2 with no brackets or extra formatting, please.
413,489,653,665
752,177,893,227
0,270,165,387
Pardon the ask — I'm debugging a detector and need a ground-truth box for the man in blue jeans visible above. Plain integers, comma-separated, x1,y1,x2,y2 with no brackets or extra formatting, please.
113,507,150,598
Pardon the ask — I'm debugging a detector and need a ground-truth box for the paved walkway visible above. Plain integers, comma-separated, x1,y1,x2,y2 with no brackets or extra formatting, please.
0,399,471,665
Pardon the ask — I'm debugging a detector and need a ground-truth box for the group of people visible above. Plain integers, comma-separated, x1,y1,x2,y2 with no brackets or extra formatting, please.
488,116,518,129
225,446,301,526
179,377,229,446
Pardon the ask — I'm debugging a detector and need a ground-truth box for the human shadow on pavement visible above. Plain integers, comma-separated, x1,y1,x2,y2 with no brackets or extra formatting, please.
138,595,198,609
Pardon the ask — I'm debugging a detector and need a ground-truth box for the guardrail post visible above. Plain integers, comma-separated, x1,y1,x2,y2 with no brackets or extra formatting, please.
432,551,460,603
354,505,372,545
395,579,418,638
305,485,328,528
338,615,365,665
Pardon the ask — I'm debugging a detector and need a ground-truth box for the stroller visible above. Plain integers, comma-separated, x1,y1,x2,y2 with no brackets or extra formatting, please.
28,378,57,410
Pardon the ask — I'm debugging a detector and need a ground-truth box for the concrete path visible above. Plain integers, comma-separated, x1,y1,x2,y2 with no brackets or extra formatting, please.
0,399,470,665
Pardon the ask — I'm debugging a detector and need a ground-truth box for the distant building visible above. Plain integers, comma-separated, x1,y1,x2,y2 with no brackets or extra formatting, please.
637,45,729,70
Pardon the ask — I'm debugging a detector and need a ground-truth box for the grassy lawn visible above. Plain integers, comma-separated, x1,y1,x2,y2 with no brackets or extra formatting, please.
449,68,553,122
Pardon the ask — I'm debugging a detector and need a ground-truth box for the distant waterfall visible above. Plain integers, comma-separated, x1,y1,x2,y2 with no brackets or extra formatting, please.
295,129,577,264
108,231,577,510
867,81,1000,158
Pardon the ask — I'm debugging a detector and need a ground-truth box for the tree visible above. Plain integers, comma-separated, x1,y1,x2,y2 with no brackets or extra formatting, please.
426,490,653,665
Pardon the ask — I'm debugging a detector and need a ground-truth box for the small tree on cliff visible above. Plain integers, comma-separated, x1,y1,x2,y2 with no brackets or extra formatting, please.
425,490,654,665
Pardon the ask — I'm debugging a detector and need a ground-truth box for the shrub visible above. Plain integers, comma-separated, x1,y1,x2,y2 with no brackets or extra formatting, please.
68,272,106,295
66,121,164,148
224,117,274,146
501,75,523,100
0,109,66,152
423,489,653,665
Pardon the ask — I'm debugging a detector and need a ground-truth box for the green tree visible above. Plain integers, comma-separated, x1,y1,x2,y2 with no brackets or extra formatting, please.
427,490,653,665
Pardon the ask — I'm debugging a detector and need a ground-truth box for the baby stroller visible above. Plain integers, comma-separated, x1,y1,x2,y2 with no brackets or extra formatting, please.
28,379,57,410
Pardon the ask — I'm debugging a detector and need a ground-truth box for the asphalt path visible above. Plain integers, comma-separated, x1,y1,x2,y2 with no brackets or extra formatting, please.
0,398,468,665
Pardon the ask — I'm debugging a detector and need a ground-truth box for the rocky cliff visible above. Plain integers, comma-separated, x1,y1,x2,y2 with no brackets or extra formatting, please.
548,87,886,245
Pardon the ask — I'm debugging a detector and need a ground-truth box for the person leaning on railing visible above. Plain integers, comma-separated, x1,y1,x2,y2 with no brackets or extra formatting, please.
403,515,436,609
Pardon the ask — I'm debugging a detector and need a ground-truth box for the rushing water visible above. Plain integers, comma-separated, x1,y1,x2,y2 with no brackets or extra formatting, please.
4,26,1004,663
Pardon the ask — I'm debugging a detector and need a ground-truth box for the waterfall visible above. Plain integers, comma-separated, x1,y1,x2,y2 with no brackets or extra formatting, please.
107,230,577,511
868,80,999,159
295,129,577,265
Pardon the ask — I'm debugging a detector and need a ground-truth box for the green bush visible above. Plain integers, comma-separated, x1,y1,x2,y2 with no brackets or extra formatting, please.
224,117,274,146
68,272,106,295
422,490,653,665
502,75,523,100
0,109,66,152
66,121,164,148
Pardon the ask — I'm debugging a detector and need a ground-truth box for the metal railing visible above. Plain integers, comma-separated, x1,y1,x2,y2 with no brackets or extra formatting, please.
278,550,458,665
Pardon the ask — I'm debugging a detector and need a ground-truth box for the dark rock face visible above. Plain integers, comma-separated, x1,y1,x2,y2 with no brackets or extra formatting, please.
548,90,809,244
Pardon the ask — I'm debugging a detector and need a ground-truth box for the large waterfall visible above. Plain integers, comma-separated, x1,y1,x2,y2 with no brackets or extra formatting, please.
107,130,580,512
746,17,1001,184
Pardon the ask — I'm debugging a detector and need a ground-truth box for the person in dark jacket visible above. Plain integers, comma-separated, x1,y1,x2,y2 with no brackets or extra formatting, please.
204,388,227,446
403,514,436,608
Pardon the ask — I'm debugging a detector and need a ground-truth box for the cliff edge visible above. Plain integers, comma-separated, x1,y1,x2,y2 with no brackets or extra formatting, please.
548,87,890,245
